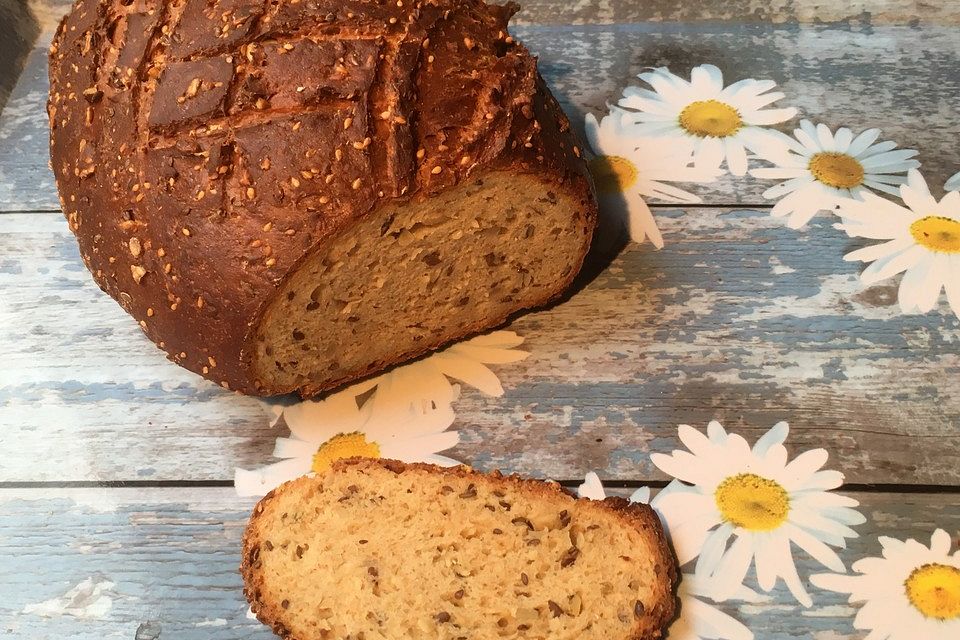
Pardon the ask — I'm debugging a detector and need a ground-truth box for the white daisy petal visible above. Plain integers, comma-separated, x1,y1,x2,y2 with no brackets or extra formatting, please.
744,107,798,126
433,353,504,396
752,421,789,456
899,257,944,313
754,534,780,591
272,437,319,459
578,472,607,501
234,457,312,497
844,237,913,264
815,123,836,151
860,244,925,285
695,137,725,170
724,137,750,176
625,192,664,248
785,523,846,572
860,149,920,170
380,430,460,461
696,522,736,578
448,344,530,365
630,487,652,505
845,128,881,157
710,534,756,600
670,516,720,566
944,262,960,317
860,139,900,158
772,534,813,607
946,170,960,192
692,64,725,95
683,596,755,640
834,127,854,152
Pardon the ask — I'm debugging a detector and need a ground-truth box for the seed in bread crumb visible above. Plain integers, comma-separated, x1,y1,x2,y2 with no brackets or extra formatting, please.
343,117,353,129
262,222,272,232
548,600,564,617
290,177,300,188
560,547,580,568
128,237,142,256
351,178,362,190
265,258,277,267
181,227,191,236
246,187,256,200
431,166,442,174
146,307,154,317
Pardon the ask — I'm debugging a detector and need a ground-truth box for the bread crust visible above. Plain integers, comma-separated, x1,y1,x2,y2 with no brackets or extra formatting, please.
48,0,597,396
241,459,678,640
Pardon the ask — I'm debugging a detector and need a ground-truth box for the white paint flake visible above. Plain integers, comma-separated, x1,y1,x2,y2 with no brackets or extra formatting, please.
23,576,116,619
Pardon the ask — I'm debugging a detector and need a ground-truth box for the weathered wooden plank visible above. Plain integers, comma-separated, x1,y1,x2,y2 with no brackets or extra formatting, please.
24,0,960,33
3,24,959,211
511,0,960,26
2,210,957,483
1,487,957,639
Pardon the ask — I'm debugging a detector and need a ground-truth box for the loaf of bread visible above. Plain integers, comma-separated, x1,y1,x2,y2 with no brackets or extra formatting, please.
47,0,597,396
241,458,677,640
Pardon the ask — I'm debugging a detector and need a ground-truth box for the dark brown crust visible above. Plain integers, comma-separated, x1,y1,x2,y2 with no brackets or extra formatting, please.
241,459,678,640
47,0,597,396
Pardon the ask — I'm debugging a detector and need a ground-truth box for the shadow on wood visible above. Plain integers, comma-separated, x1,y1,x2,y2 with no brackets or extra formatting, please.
0,0,41,115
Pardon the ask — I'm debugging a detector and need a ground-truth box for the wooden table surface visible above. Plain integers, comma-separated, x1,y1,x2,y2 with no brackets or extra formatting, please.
1,1,959,638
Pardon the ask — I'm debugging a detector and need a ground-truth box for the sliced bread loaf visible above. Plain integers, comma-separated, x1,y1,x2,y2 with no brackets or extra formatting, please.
241,459,677,640
48,0,596,396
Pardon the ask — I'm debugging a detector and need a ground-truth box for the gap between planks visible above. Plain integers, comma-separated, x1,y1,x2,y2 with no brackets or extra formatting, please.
2,480,960,494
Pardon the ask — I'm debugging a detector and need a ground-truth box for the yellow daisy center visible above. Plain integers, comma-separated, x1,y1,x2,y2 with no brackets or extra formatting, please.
909,216,960,253
311,432,381,474
808,152,865,189
904,563,960,620
678,100,743,138
588,155,639,194
714,473,790,531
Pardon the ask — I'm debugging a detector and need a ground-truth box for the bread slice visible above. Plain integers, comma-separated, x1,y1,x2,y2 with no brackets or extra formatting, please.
241,459,677,640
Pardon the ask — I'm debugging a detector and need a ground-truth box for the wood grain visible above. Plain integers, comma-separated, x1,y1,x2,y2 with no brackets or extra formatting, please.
3,210,957,484
3,23,959,211
1,486,957,640
24,0,960,33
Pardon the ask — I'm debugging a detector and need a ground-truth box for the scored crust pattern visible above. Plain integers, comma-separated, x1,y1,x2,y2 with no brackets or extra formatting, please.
48,0,595,394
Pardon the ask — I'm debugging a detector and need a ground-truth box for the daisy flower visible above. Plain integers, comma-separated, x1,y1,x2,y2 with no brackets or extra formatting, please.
946,171,960,192
617,64,797,176
235,331,529,496
234,381,461,497
811,529,960,640
750,120,920,229
837,169,960,318
584,110,721,249
651,421,866,607
577,473,757,640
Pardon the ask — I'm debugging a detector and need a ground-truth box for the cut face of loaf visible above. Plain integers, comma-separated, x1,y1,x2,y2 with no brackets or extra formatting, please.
254,170,590,395
242,459,677,640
